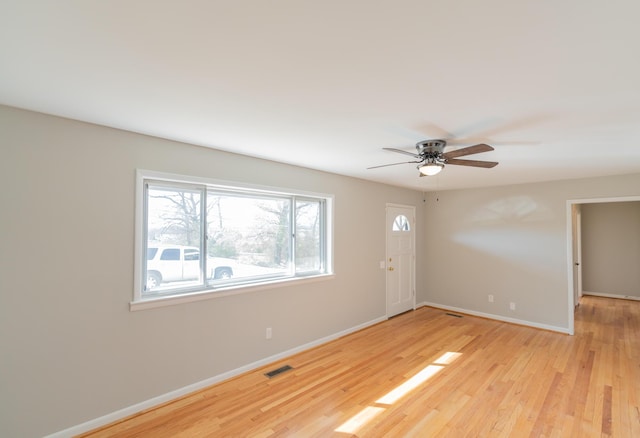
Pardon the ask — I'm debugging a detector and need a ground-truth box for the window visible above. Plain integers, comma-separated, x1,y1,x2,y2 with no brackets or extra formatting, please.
160,248,180,261
147,248,158,259
134,170,333,305
184,249,200,261
392,215,410,231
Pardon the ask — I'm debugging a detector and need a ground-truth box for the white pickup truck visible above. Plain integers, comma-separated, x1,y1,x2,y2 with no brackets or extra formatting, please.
146,244,233,290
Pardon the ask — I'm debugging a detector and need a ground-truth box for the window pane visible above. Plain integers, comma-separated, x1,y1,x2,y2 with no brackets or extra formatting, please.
206,193,291,284
147,248,158,259
184,249,200,261
160,248,180,260
393,215,410,231
296,199,322,273
145,185,203,294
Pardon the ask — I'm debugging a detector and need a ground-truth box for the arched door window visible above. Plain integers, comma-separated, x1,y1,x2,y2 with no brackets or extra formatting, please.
392,214,410,231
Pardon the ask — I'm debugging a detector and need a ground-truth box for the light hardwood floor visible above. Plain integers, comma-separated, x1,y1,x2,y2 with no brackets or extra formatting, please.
80,296,640,437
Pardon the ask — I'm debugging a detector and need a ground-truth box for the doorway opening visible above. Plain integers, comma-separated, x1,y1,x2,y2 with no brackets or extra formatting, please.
566,195,640,335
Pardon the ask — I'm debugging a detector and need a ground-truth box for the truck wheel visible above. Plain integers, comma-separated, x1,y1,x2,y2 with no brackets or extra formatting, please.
215,268,232,279
147,271,162,289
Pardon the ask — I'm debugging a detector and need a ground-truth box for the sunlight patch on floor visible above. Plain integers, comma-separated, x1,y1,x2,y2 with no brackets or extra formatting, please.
376,364,444,405
335,406,386,434
335,351,462,434
433,351,462,365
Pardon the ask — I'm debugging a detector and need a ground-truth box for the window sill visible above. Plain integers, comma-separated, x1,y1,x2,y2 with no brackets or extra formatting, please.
130,273,335,312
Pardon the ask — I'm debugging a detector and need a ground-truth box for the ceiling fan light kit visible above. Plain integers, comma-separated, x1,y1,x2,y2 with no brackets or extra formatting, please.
419,161,443,176
368,139,499,177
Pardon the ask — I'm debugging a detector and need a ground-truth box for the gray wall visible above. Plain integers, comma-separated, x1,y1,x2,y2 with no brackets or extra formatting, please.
581,202,640,297
420,175,640,329
0,105,425,437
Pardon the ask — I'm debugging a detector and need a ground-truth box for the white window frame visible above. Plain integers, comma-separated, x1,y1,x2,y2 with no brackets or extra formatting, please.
132,170,334,311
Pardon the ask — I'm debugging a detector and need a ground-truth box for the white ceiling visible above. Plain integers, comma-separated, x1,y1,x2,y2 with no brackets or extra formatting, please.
2,1,640,191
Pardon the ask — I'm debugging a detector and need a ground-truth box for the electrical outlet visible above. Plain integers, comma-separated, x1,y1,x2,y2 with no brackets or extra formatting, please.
488,294,494,303
509,302,516,311
266,327,272,339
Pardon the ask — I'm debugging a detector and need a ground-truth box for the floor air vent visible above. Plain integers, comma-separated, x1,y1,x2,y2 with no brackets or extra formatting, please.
446,313,463,318
264,365,293,378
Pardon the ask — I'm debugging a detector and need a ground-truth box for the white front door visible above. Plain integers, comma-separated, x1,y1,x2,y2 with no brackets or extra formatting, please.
386,204,416,317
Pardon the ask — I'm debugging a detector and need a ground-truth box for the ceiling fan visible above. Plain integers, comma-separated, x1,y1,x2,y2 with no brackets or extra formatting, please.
368,139,499,177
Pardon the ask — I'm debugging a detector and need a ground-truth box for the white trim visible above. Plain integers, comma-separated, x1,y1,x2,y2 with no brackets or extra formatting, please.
565,194,640,336
583,291,640,301
566,195,640,204
133,171,145,302
565,201,576,335
133,169,335,308
44,314,387,438
130,274,335,311
417,301,571,334
137,168,334,199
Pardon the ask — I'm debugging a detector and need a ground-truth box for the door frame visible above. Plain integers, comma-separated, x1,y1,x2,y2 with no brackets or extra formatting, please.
566,195,640,335
385,203,416,318
571,204,583,308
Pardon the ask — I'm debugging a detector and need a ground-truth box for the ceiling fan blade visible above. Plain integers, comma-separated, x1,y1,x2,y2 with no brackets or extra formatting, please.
367,160,421,170
445,138,539,146
469,114,551,139
442,143,494,159
383,147,421,159
445,158,498,168
413,122,456,141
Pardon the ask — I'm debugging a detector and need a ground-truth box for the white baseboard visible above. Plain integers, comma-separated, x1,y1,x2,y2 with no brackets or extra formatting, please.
417,301,571,334
45,315,388,438
582,291,640,301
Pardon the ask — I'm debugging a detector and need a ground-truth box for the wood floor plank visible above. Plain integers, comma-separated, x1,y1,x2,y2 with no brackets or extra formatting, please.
78,296,640,437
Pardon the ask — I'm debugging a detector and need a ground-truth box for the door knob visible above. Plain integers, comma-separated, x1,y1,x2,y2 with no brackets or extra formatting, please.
388,267,394,271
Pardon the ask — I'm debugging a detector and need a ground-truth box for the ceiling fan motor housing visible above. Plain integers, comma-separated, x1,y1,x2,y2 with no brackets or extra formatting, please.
416,139,446,162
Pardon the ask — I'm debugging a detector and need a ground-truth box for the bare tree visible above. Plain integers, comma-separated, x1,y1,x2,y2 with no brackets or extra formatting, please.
253,200,291,267
149,189,201,246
